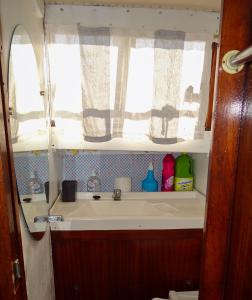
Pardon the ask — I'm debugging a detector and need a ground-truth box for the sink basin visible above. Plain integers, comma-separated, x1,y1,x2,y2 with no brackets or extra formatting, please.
49,191,206,230
67,200,173,218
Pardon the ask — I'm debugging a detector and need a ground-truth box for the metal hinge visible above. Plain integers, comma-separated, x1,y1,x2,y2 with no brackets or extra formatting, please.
34,215,64,223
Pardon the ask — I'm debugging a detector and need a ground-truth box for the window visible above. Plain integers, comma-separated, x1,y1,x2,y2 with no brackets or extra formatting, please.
46,23,212,151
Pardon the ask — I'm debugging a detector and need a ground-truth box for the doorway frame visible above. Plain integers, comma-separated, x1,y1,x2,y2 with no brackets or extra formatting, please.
0,49,27,299
199,0,252,299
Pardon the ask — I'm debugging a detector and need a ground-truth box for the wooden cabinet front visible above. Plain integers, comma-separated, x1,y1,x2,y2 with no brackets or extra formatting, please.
51,229,202,300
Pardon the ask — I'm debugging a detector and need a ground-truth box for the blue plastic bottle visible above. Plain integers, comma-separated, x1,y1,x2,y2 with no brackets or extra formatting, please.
142,162,158,192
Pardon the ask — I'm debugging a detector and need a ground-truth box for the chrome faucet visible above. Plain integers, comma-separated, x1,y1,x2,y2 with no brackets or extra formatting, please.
113,189,121,201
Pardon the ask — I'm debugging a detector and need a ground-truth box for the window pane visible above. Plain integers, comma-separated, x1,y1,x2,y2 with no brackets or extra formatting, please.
124,38,154,137
50,42,82,114
177,41,206,140
125,41,154,113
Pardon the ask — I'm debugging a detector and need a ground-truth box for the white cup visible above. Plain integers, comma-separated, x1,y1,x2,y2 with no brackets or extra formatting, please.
114,177,131,192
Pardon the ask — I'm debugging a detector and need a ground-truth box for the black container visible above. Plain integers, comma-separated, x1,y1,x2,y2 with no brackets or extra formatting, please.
62,180,77,202
44,181,49,203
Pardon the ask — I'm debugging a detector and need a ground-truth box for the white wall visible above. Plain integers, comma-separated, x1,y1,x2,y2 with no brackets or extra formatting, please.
45,0,221,12
20,218,55,300
0,1,55,299
192,153,209,195
46,5,219,34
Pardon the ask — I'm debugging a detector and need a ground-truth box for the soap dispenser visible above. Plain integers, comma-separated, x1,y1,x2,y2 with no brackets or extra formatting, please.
141,162,158,192
87,169,101,192
28,170,43,194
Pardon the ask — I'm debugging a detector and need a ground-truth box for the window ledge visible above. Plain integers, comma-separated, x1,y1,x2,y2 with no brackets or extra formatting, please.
53,133,211,153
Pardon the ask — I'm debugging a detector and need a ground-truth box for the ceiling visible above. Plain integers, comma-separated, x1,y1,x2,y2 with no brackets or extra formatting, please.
44,0,221,12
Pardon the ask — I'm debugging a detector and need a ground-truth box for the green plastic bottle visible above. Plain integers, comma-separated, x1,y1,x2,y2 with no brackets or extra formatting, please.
175,154,193,191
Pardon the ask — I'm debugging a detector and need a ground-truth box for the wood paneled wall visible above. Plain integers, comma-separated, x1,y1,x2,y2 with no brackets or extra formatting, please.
52,229,203,300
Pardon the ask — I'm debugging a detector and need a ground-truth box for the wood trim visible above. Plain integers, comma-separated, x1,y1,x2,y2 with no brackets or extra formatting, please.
0,138,18,298
199,0,252,299
0,45,27,298
205,42,218,131
224,59,252,299
52,228,203,240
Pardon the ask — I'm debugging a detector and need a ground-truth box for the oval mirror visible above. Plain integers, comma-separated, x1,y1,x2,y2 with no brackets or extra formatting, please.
8,25,49,240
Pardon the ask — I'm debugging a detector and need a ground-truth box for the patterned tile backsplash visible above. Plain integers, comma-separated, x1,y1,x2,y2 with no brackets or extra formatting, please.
14,151,180,194
14,151,49,195
63,151,170,192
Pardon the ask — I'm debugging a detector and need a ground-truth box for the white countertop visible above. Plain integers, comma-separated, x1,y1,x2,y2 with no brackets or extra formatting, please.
20,194,48,233
50,191,206,231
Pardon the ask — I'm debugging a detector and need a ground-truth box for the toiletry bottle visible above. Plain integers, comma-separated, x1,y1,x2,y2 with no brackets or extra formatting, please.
174,153,193,191
28,170,43,194
142,162,158,192
161,154,175,192
87,169,101,192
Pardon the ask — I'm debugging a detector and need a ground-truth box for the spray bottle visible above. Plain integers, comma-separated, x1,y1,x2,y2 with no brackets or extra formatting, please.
141,162,158,192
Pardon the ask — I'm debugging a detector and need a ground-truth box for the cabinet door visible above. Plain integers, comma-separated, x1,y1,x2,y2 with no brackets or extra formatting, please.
107,239,140,300
138,234,202,298
52,238,110,299
52,229,202,300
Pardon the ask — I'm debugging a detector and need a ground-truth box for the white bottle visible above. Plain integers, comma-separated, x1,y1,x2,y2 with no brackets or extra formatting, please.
87,169,101,192
28,170,43,194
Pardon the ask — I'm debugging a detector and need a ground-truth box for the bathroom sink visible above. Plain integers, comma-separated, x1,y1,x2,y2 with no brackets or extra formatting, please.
66,200,173,218
151,202,180,213
50,191,206,230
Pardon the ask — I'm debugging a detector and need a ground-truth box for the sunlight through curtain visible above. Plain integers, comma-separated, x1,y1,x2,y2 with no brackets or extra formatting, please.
46,24,212,149
9,41,46,143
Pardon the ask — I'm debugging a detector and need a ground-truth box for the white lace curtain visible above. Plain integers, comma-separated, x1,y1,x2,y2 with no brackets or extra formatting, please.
46,24,212,149
9,35,46,145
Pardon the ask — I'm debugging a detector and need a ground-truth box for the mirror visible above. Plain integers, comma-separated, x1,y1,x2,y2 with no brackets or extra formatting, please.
8,25,49,239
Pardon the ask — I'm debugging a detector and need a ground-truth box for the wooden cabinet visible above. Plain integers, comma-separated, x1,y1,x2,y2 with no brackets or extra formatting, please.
52,229,202,300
